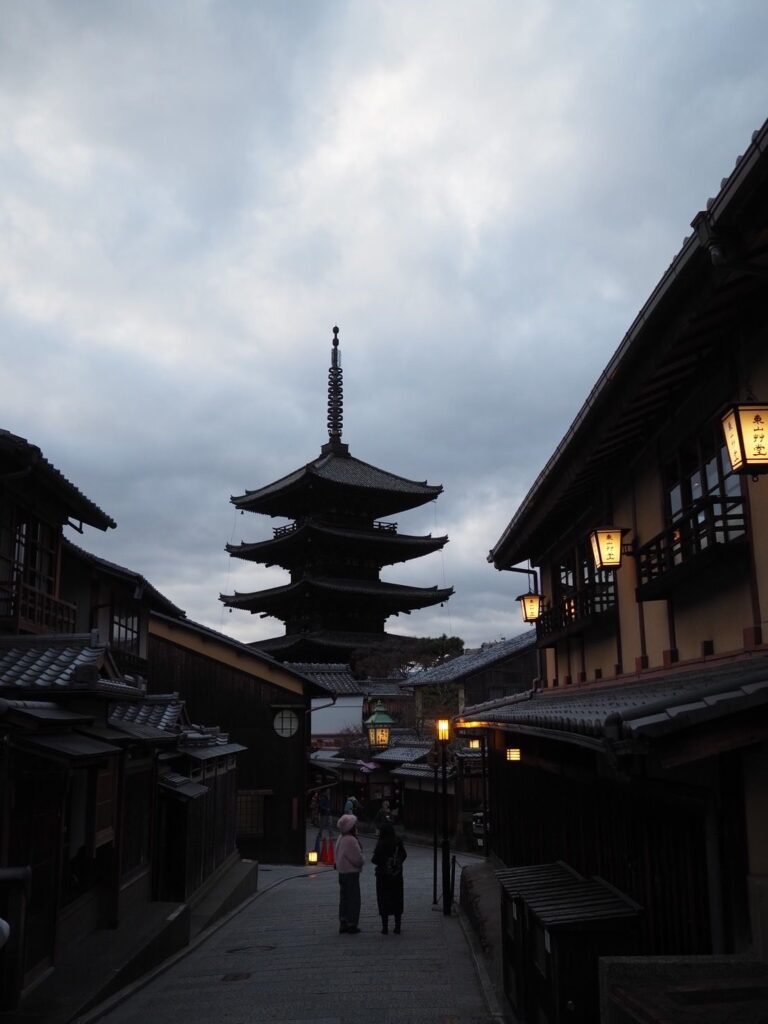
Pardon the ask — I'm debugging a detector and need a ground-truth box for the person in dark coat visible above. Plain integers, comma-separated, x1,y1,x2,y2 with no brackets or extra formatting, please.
371,821,407,934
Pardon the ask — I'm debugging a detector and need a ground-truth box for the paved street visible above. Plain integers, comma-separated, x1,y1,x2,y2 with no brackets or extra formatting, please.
79,834,502,1024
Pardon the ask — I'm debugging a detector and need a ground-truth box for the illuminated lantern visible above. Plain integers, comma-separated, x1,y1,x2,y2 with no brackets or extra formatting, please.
721,404,768,474
590,527,629,569
365,700,394,751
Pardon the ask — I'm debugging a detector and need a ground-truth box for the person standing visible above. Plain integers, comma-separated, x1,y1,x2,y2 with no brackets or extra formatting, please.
335,814,364,934
371,821,407,934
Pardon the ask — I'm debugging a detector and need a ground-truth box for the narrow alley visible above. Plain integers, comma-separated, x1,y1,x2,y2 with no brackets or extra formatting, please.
75,834,505,1024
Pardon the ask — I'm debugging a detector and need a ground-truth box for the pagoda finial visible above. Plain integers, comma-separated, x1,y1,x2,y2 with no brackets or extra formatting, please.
327,325,343,441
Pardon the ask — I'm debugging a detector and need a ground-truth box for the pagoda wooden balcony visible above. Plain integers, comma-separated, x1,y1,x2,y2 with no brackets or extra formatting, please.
272,519,399,538
536,580,617,646
636,495,748,601
0,580,78,635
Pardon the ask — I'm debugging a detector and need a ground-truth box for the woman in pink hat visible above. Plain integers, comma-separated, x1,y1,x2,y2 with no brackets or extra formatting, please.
335,814,364,934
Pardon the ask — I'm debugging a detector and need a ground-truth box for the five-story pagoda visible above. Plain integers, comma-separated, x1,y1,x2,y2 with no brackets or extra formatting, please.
221,327,453,663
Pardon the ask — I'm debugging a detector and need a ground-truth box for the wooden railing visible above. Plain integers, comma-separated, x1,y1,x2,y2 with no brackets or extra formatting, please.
0,580,77,634
272,519,399,538
537,579,617,642
637,496,746,592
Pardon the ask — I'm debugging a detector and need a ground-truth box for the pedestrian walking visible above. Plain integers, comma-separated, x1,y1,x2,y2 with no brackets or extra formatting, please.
374,799,392,834
371,821,407,934
335,814,364,934
343,794,359,815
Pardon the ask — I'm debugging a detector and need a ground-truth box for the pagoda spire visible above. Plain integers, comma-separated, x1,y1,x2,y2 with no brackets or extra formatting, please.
326,325,344,444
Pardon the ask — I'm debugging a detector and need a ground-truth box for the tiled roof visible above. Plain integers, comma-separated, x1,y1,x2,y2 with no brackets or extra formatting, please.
233,451,442,507
0,429,115,530
255,630,414,655
228,521,447,563
390,763,435,779
362,679,411,698
223,576,453,609
373,743,432,764
110,694,187,733
408,632,536,687
287,663,362,694
458,656,768,745
0,634,135,691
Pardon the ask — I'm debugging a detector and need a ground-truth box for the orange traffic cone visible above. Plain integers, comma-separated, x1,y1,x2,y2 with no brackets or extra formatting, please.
322,837,335,865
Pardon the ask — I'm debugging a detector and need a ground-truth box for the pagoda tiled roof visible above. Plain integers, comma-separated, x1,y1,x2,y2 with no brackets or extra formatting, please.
253,629,413,660
222,576,453,615
227,520,448,568
231,448,442,518
408,632,536,687
0,429,115,531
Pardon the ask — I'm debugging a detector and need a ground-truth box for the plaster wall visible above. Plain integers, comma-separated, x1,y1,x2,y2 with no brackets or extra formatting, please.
581,633,618,682
673,578,752,659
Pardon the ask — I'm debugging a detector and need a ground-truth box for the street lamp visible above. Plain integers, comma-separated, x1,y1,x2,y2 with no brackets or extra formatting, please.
437,717,452,916
364,701,394,753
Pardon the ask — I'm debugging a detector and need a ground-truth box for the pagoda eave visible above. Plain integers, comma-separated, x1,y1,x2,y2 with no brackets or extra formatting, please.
226,526,448,567
220,580,454,616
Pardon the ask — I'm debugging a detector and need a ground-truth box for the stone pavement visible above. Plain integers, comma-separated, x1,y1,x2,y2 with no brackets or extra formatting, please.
75,831,509,1024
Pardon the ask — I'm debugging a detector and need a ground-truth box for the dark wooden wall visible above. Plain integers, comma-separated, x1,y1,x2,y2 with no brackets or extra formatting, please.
486,729,712,956
149,635,309,865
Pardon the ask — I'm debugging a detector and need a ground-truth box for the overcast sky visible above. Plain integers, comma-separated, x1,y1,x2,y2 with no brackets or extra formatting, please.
2,1,767,650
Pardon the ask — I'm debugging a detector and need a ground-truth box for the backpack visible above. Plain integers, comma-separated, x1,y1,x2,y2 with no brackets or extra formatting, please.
383,847,403,878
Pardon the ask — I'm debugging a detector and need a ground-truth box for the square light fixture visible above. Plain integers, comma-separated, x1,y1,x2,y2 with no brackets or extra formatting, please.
722,404,768,474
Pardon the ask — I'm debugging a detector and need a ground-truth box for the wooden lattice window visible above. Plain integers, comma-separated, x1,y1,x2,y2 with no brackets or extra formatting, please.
237,789,271,837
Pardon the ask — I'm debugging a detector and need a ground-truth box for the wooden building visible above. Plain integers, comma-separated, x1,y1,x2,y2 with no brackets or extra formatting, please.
221,327,453,663
459,117,768,1010
148,612,329,864
0,431,243,1010
408,631,539,718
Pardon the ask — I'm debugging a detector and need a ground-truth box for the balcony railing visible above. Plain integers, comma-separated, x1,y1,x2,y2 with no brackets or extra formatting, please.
636,496,746,599
272,519,399,538
537,579,617,644
0,580,78,635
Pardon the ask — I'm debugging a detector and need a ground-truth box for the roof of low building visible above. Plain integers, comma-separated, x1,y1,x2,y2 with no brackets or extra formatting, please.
289,663,362,694
390,762,435,779
0,633,139,695
373,742,432,764
362,679,410,698
458,655,768,747
408,632,537,687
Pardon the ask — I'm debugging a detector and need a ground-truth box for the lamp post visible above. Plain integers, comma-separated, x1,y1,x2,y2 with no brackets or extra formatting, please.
364,700,394,753
436,717,452,915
